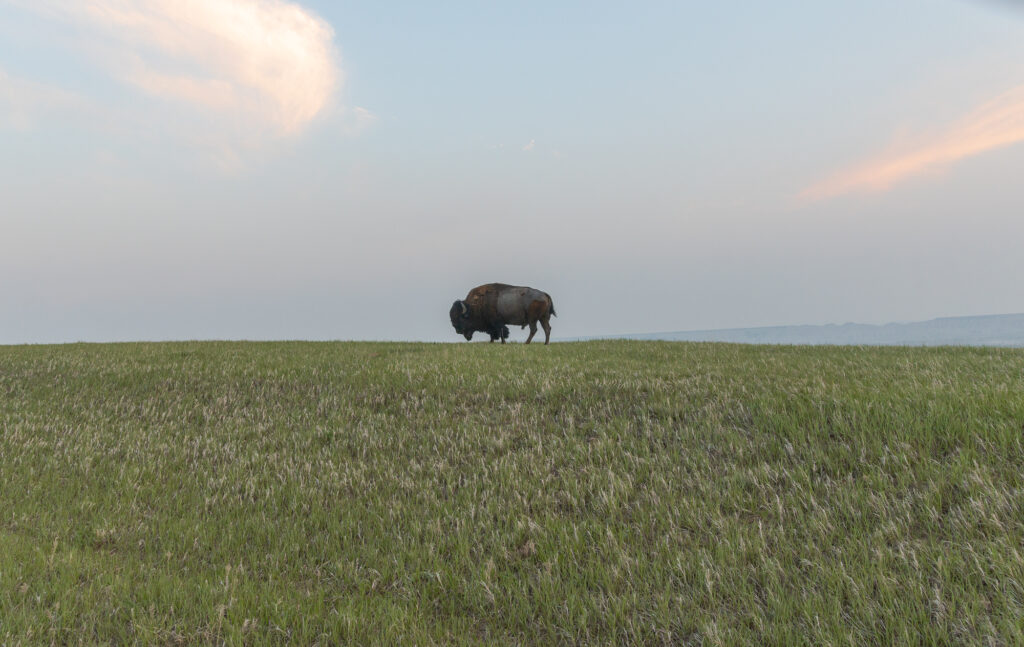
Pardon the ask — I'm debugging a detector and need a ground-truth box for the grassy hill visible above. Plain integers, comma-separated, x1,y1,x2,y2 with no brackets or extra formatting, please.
1,341,1023,645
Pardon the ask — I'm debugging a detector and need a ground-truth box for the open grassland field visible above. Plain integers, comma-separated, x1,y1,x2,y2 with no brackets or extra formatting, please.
1,341,1023,646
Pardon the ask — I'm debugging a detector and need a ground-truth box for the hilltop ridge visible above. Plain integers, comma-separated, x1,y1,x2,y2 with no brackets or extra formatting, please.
591,313,1024,346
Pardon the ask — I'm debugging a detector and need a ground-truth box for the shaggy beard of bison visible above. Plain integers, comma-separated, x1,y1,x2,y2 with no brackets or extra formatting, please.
489,325,510,342
459,324,510,342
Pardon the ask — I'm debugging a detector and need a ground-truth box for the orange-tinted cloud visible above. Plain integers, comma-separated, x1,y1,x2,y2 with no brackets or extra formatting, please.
800,85,1024,202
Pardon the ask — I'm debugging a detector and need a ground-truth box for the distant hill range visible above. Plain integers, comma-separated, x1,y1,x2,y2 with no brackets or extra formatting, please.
592,313,1024,347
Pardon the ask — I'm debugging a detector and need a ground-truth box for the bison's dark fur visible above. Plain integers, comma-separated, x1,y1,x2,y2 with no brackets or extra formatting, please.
449,283,556,344
489,324,511,343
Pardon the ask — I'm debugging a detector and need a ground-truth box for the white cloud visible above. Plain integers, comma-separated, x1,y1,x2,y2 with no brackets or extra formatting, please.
11,0,342,136
522,139,536,152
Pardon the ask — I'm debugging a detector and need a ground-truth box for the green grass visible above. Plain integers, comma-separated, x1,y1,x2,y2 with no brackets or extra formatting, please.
1,340,1023,645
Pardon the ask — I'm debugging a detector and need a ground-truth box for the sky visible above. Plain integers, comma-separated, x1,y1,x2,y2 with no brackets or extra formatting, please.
2,0,1024,343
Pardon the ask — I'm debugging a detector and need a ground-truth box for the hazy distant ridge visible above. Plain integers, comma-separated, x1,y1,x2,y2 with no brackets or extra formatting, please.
604,314,1024,347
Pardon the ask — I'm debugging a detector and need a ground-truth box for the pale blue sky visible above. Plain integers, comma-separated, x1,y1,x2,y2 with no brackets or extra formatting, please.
2,0,1023,343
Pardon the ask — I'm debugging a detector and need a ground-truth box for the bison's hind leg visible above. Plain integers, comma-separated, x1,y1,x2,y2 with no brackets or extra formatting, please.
525,299,551,345
525,320,538,344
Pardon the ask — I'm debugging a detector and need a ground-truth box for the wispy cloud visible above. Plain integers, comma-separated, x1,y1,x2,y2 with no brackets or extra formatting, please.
10,0,342,136
0,67,88,130
341,106,378,136
522,139,536,152
800,84,1024,202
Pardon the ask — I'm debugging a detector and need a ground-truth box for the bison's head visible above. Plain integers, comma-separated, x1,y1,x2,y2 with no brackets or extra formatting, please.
449,300,473,339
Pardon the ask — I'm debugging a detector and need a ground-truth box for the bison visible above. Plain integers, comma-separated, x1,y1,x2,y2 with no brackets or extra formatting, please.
450,283,556,344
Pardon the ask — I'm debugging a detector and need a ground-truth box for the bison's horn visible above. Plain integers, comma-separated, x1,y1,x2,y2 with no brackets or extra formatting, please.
459,301,468,316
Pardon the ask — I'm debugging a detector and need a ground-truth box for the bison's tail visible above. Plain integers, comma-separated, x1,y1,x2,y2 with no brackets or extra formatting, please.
547,293,557,317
